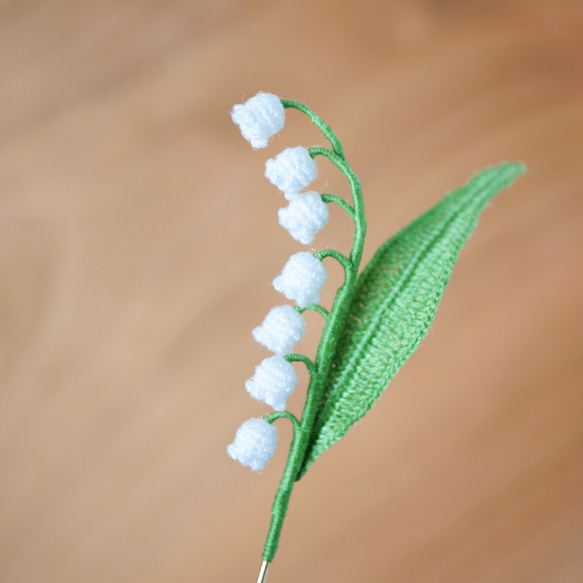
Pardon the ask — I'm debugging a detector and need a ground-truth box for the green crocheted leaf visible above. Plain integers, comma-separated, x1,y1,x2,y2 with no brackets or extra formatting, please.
298,162,525,477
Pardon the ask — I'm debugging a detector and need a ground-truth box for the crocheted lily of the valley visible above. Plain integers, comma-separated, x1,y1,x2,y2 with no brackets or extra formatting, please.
228,92,525,577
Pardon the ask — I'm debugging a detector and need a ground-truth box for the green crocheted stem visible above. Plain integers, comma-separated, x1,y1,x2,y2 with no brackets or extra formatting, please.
264,410,301,429
296,303,330,320
260,101,367,564
280,99,344,157
314,248,353,272
283,352,316,375
320,193,356,219
309,147,366,266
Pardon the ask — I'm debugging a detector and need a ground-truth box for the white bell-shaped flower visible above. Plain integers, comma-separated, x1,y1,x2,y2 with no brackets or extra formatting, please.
265,147,317,199
227,418,278,471
273,252,327,308
231,92,285,149
252,305,305,355
278,191,329,244
246,355,297,411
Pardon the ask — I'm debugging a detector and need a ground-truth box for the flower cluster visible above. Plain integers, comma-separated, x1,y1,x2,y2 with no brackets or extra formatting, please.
267,148,328,244
228,92,330,471
227,92,523,576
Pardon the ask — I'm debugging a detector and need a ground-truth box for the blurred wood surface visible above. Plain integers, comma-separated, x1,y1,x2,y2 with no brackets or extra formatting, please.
1,1,582,582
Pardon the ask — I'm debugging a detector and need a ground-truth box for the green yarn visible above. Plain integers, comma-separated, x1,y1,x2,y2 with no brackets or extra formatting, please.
298,162,526,476
264,410,301,429
255,98,525,570
313,248,353,271
320,193,356,218
281,99,345,157
296,303,330,319
283,352,316,375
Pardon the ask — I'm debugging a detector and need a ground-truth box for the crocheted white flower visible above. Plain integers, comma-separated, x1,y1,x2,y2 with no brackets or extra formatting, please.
265,146,317,199
231,92,285,149
227,418,278,471
246,355,297,411
273,252,327,308
278,191,329,244
253,305,305,355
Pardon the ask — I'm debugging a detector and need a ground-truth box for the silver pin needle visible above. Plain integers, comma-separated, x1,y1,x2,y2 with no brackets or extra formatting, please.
256,561,269,583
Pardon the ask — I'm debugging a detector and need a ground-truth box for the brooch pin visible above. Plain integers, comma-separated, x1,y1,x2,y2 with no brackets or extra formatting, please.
229,92,524,582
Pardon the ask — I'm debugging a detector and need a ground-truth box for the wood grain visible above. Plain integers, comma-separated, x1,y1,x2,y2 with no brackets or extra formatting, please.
1,1,582,582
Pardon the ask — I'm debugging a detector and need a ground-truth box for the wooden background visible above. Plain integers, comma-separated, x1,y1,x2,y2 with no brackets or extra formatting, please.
1,1,582,582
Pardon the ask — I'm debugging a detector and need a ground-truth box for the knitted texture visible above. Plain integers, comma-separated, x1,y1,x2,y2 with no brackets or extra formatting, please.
231,92,285,149
228,94,526,572
227,418,279,471
273,252,327,308
265,147,317,199
278,191,329,244
297,163,526,476
246,355,298,411
253,305,306,355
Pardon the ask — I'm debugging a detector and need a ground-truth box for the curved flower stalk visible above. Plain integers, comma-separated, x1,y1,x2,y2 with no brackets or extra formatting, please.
227,92,525,582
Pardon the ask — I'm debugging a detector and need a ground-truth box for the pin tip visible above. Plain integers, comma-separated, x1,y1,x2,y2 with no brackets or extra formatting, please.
256,560,269,583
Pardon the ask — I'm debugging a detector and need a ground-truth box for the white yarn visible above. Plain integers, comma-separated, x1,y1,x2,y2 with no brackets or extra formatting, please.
273,252,327,308
246,355,297,411
231,92,285,149
227,418,278,471
252,305,305,355
278,191,329,244
265,147,317,199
